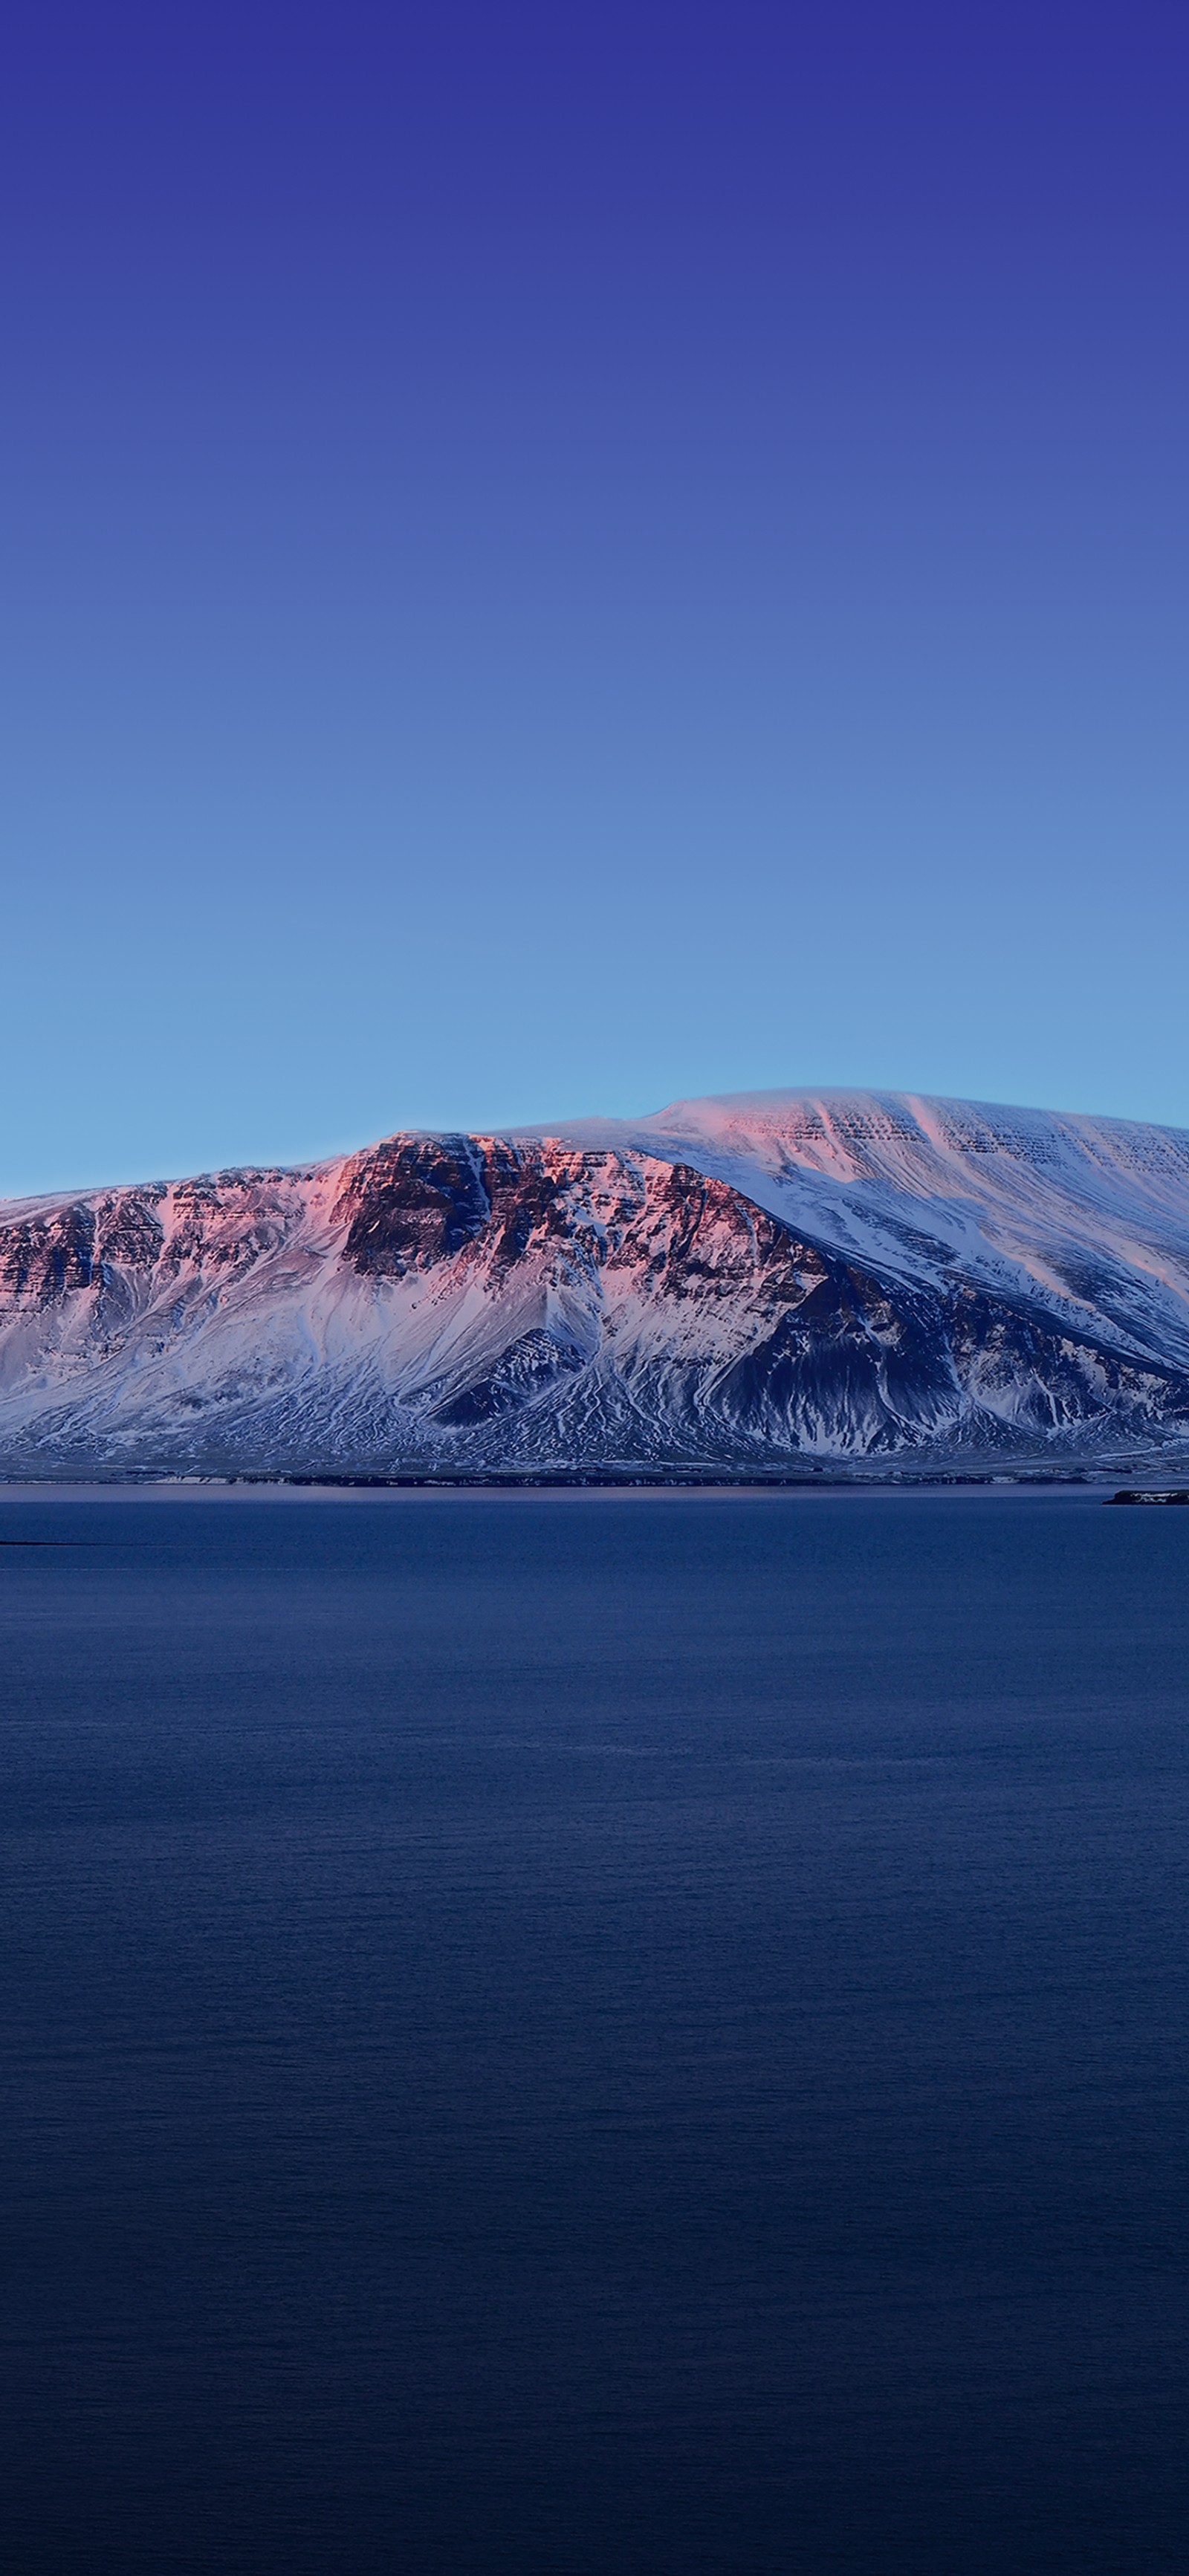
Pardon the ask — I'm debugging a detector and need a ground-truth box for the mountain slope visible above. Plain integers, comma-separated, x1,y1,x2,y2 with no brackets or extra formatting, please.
4,1092,1189,1473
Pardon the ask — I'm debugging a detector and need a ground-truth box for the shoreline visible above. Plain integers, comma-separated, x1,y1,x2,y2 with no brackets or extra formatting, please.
0,1470,1165,1505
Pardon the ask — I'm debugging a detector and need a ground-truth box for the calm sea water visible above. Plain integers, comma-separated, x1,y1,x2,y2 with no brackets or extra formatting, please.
1,1487,1188,2575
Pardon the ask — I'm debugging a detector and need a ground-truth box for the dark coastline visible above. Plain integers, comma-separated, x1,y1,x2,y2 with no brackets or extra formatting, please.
0,1463,1181,1493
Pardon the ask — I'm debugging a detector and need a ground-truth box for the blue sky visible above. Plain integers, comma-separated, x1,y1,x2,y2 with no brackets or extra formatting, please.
3,1,1187,1191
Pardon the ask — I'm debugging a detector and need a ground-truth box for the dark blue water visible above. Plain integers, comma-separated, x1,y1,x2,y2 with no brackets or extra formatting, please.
2,1488,1188,2574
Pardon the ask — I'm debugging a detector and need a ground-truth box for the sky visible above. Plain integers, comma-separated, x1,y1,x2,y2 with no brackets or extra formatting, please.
2,0,1187,1193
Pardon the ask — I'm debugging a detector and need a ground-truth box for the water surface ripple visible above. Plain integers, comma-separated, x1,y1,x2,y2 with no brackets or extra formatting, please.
1,1489,1186,2573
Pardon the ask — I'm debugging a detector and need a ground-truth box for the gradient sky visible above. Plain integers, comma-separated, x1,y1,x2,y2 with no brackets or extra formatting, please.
3,0,1187,1192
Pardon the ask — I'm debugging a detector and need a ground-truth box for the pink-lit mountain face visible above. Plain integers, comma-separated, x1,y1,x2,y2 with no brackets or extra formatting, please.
4,1091,1189,1475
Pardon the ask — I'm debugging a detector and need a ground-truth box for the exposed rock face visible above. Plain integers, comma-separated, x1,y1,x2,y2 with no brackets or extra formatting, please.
4,1091,1189,1473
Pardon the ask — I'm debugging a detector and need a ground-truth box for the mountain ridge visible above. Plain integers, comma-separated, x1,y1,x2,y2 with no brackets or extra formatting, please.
4,1090,1189,1475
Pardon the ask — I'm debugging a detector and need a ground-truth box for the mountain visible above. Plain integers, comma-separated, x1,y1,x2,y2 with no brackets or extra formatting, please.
5,1089,1189,1476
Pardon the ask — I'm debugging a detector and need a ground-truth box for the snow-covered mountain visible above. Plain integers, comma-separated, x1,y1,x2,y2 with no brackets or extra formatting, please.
5,1089,1189,1474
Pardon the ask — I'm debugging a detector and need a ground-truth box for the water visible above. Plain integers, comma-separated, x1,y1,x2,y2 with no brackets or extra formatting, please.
1,1485,1188,2575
